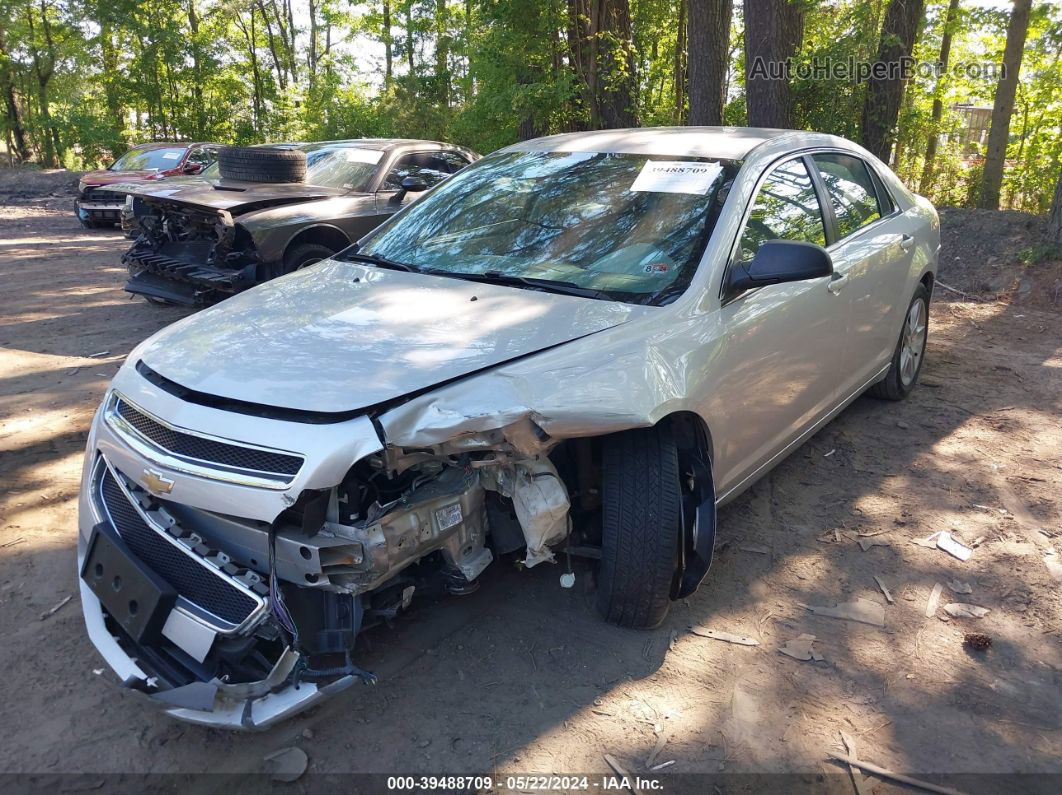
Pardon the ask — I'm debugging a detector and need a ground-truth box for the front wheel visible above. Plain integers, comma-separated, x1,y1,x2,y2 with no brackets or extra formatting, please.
596,425,682,629
869,283,929,401
282,243,336,275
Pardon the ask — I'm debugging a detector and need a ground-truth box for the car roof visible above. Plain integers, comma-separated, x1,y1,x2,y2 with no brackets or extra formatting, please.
500,126,834,161
301,138,464,152
128,141,221,151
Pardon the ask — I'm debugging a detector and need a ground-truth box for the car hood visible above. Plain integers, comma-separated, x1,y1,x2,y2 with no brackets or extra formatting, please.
81,169,161,186
136,261,650,414
106,180,349,214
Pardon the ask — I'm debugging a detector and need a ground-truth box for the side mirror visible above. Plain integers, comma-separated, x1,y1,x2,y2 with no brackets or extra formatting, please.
727,239,833,295
183,163,202,174
400,176,428,192
390,175,429,203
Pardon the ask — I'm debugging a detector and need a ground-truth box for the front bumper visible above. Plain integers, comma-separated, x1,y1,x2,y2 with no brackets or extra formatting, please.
123,243,260,306
76,199,123,223
77,371,385,728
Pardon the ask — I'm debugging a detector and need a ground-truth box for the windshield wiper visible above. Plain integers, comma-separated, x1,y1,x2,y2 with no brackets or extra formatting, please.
338,250,419,272
442,270,612,301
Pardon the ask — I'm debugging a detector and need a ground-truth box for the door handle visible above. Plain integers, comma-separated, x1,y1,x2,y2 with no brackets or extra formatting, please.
827,273,848,295
900,234,915,252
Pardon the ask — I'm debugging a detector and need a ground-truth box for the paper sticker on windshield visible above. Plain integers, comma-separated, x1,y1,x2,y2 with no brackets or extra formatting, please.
161,152,181,160
436,503,463,531
343,148,384,164
630,160,722,195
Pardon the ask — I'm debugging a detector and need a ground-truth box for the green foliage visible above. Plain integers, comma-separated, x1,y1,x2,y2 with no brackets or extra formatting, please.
0,0,1056,214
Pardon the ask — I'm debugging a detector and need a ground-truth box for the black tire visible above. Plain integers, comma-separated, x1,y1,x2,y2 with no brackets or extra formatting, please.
282,243,335,274
218,146,307,183
596,425,682,629
868,283,930,401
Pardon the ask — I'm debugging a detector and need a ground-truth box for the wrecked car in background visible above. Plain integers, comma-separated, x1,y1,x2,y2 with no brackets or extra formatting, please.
76,142,221,229
78,127,938,728
117,139,477,305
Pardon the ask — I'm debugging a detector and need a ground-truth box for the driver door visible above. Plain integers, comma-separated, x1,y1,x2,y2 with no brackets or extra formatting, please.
708,156,849,497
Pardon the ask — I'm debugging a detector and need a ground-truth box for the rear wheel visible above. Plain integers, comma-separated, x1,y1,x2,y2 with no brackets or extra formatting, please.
282,243,335,275
869,284,929,400
596,425,682,629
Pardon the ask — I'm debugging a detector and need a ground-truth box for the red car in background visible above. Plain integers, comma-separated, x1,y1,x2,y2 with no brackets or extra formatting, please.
76,142,221,229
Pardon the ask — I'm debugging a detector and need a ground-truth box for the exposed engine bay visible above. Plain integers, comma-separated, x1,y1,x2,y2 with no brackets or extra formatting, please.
122,198,261,304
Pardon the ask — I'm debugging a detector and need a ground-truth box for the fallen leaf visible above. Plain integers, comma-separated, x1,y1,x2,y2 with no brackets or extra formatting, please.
263,747,308,783
689,627,760,646
944,603,990,619
806,597,886,627
946,580,973,594
779,633,823,662
925,583,944,618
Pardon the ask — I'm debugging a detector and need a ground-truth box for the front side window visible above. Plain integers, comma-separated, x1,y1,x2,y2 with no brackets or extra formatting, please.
186,147,217,167
356,150,739,304
384,152,468,189
813,153,882,239
737,158,826,263
109,147,188,171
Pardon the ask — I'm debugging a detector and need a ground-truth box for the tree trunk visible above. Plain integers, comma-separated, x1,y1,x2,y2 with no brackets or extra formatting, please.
566,0,596,128
405,1,416,74
860,0,925,162
980,0,1032,210
383,1,393,84
0,28,31,162
673,0,687,123
1048,169,1062,244
435,0,450,106
687,0,732,126
743,0,804,128
308,0,319,90
568,0,637,129
919,0,960,193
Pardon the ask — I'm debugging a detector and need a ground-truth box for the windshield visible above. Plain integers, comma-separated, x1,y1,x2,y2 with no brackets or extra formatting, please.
356,150,737,304
110,147,187,171
303,145,384,190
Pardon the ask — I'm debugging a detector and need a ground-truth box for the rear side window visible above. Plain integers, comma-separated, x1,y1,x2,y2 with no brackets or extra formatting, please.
737,158,827,263
813,153,883,240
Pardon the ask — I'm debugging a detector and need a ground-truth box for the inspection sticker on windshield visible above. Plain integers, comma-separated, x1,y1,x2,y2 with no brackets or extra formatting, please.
630,160,722,195
343,148,384,164
435,503,463,531
161,152,181,160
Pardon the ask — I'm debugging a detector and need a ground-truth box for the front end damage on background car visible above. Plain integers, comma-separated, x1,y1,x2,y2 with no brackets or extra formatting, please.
77,261,718,729
115,185,340,305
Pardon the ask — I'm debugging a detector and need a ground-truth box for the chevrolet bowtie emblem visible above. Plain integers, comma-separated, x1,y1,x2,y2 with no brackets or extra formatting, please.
142,468,174,494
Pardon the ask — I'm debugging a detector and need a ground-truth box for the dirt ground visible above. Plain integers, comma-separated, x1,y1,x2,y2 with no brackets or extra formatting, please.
0,200,1059,793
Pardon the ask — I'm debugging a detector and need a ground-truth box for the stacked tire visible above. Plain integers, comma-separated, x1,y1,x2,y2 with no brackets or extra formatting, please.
218,146,307,183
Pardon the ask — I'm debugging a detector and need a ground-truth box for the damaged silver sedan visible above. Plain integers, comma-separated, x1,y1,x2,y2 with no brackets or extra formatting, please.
77,127,938,728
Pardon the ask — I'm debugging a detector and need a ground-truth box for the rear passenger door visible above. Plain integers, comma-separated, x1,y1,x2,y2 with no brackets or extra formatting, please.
710,156,849,496
809,152,911,395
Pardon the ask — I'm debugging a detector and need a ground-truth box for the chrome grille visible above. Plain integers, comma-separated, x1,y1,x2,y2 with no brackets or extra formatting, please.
115,399,302,476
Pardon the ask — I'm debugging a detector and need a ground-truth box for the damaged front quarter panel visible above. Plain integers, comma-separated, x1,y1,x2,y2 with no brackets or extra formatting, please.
376,308,713,567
